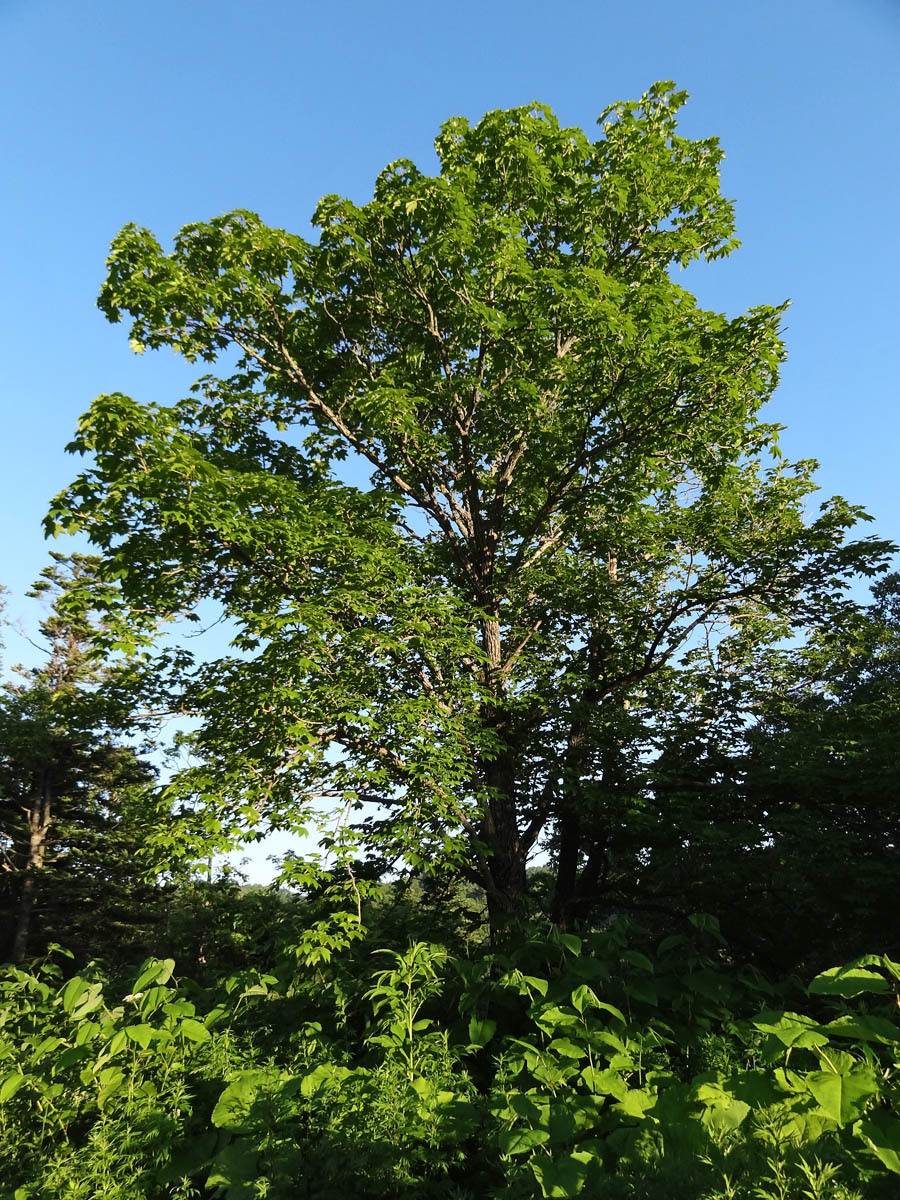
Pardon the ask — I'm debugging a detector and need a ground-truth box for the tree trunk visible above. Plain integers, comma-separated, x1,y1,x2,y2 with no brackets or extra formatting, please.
551,835,608,929
483,840,528,928
479,735,528,930
12,774,51,963
551,806,582,929
476,609,530,929
548,629,610,928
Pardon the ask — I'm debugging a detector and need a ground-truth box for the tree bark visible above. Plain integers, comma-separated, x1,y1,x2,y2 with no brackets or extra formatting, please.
475,605,531,927
551,805,582,928
11,773,51,963
479,703,528,927
550,632,605,928
551,834,608,929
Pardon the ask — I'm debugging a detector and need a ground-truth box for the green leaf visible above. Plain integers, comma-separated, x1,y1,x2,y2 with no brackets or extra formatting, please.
211,1070,294,1131
523,975,549,997
98,1066,125,1109
807,966,890,998
508,1092,542,1123
467,1016,497,1048
549,1037,586,1059
60,976,89,1014
212,1072,269,1130
579,1065,627,1099
299,1063,352,1097
132,957,175,993
622,950,654,972
623,979,658,1006
821,1014,900,1044
688,913,723,938
125,1024,154,1050
54,1044,93,1071
498,1127,550,1155
73,1020,98,1047
856,1110,900,1174
558,933,582,956
107,1030,128,1056
179,1017,212,1043
715,1070,780,1108
157,1131,218,1184
805,1067,879,1125
538,1006,579,1032
530,1151,593,1197
139,986,172,1016
571,986,625,1024
0,1074,28,1103
753,1011,829,1049
570,985,593,1015
615,1088,657,1119
300,1066,327,1097
547,1102,577,1144
30,1036,62,1064
70,983,104,1021
700,1097,751,1136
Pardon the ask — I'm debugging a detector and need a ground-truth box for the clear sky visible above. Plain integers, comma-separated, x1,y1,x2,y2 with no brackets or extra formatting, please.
3,0,899,636
2,0,897,877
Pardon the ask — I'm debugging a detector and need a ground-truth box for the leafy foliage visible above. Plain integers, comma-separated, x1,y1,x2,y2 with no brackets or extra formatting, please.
47,85,892,923
612,573,900,975
3,925,900,1198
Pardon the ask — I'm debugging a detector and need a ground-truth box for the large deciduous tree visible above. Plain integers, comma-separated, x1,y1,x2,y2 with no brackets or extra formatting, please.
49,85,891,927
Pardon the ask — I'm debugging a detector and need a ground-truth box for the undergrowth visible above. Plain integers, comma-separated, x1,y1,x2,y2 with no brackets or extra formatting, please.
3,918,900,1198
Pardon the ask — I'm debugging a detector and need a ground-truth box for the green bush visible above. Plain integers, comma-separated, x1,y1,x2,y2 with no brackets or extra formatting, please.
3,924,900,1198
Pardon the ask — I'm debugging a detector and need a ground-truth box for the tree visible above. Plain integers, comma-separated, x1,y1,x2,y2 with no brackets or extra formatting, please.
0,555,161,962
48,84,892,929
578,570,900,973
643,574,900,973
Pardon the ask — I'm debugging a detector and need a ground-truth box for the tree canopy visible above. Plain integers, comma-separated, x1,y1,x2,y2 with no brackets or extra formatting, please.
48,83,892,926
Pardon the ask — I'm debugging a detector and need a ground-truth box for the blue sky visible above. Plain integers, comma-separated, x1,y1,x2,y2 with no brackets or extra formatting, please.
2,0,897,878
3,0,898,641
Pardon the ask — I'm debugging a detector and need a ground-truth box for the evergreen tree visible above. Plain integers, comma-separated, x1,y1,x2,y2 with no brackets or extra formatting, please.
0,554,161,962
